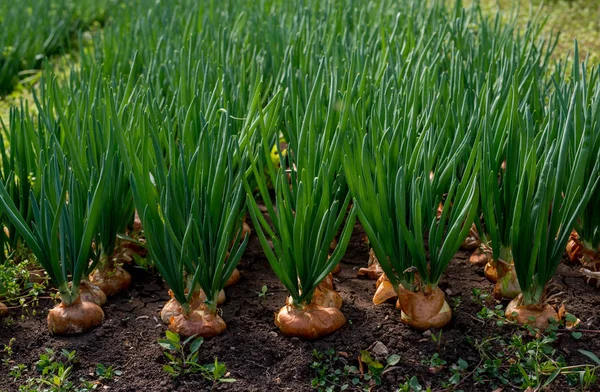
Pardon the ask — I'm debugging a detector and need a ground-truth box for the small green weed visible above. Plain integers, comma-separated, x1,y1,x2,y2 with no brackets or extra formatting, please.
3,348,118,392
158,330,235,384
311,348,400,391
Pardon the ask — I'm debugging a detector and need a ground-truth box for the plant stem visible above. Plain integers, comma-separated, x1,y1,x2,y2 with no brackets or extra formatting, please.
58,283,75,306
206,297,218,315
522,283,544,306
499,246,513,264
181,302,191,317
97,252,112,271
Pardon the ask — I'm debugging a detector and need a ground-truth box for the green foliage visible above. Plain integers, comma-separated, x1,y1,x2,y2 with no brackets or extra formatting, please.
3,348,118,392
95,363,121,381
0,0,113,94
34,73,136,266
121,85,249,314
311,348,400,392
245,68,357,306
0,137,107,305
510,47,600,305
398,376,432,392
158,331,235,383
0,104,39,263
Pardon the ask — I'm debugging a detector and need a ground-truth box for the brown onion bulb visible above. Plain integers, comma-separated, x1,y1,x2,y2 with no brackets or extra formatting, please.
505,294,559,330
396,286,452,331
373,273,397,304
225,268,241,287
469,247,492,267
48,299,104,335
358,249,384,280
90,265,132,297
78,281,107,306
168,306,226,338
160,289,226,324
275,303,346,340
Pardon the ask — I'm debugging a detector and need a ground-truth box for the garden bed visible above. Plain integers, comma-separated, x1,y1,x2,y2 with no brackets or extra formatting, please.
1,225,598,391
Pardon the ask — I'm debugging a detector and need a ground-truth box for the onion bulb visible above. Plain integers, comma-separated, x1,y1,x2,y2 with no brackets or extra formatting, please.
566,230,582,263
168,306,226,338
308,273,342,309
225,268,241,287
373,273,396,304
505,294,558,330
493,260,521,300
358,249,384,280
48,299,104,335
469,247,492,266
78,280,107,306
396,286,451,331
275,303,345,340
461,224,480,251
90,263,131,297
161,289,226,324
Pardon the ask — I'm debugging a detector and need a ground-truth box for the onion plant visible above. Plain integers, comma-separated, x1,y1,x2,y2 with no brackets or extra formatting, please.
0,136,107,335
343,68,480,330
507,70,600,329
0,0,111,94
561,50,600,282
477,86,527,300
119,87,249,338
0,104,39,264
245,69,357,340
34,73,136,297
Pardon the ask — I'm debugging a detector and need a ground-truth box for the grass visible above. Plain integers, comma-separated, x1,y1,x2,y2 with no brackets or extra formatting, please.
471,0,600,64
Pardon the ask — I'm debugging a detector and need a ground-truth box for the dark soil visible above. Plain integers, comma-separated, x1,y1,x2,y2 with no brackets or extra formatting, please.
1,225,599,392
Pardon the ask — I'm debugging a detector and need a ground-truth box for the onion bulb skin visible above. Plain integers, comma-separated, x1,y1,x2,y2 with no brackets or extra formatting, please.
505,294,558,330
275,303,346,340
396,286,452,331
48,299,104,335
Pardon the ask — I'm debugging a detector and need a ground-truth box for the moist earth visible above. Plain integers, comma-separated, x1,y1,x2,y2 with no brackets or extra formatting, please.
1,224,599,391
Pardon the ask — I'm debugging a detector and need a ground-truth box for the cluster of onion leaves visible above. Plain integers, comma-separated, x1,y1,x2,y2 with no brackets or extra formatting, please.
510,75,600,306
565,49,600,255
34,72,135,280
119,91,249,318
477,64,553,267
343,78,480,294
0,136,107,307
0,104,39,264
0,0,112,94
244,72,357,309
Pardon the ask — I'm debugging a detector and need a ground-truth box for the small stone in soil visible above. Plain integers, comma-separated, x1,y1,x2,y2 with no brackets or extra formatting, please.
369,341,389,359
